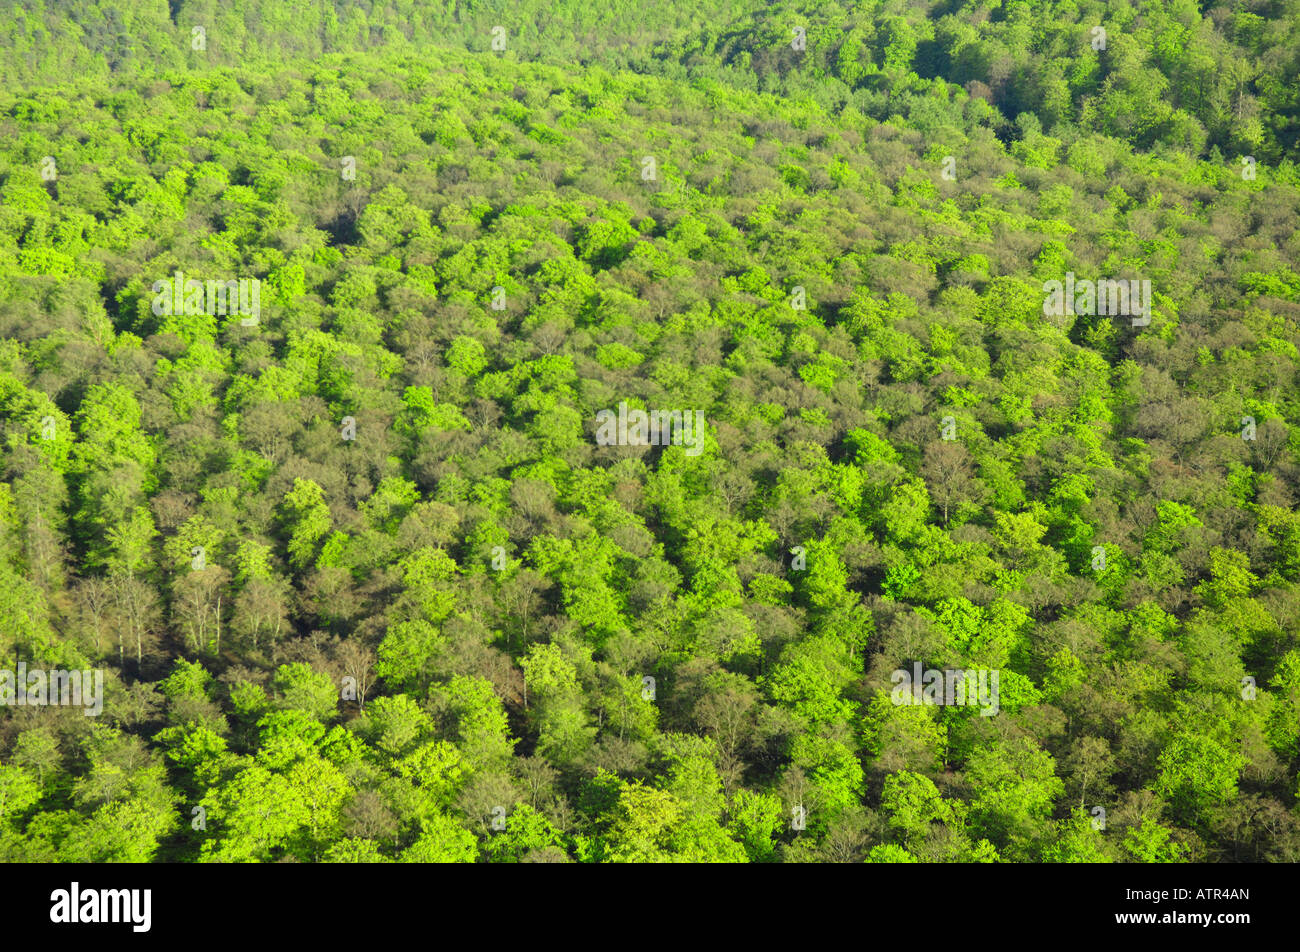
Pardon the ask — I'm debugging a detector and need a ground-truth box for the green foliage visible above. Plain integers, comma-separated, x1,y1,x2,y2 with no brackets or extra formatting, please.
0,0,1298,866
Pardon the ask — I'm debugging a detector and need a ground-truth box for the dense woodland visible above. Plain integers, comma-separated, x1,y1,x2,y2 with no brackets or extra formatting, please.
0,0,1299,863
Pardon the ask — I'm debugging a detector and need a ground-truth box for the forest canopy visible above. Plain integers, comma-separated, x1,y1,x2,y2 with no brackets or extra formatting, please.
0,0,1299,864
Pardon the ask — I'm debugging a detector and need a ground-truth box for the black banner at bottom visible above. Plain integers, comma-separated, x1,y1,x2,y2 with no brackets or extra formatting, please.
6,861,1272,939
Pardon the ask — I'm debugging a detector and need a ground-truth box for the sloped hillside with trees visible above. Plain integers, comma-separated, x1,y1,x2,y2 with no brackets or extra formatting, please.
0,2,1299,863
